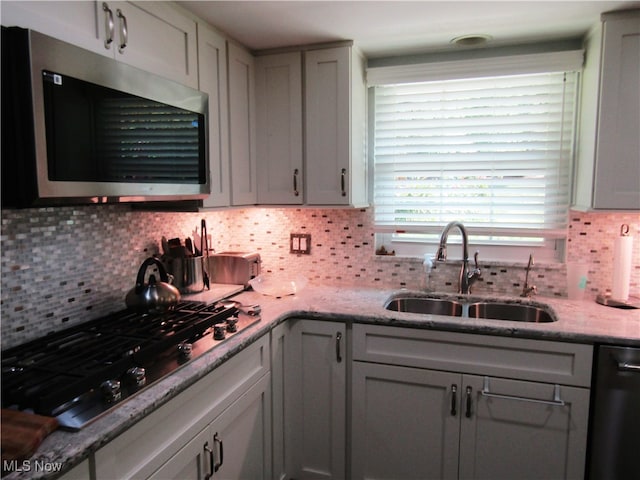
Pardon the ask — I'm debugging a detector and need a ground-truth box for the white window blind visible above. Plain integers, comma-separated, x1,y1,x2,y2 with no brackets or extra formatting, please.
373,70,578,238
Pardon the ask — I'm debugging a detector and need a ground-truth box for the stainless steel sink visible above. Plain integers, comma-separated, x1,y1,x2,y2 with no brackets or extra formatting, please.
384,297,463,316
468,302,555,323
384,295,556,322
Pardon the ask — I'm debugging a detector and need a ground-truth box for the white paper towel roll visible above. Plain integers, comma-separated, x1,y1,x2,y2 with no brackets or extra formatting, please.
611,234,633,301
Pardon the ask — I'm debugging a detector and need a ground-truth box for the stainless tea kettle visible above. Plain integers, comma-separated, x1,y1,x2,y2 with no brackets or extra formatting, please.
125,257,181,313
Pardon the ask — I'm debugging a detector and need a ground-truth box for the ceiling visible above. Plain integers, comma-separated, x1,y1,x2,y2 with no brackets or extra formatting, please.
178,1,639,58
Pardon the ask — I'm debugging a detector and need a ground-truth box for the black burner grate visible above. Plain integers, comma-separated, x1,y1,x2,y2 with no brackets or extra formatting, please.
1,302,238,415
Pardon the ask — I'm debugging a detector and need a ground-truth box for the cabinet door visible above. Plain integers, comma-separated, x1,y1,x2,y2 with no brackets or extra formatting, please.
208,374,272,480
256,52,303,204
593,14,640,209
305,47,351,205
351,362,460,480
228,42,257,206
148,427,210,480
1,1,105,54
199,25,231,208
271,321,292,480
286,320,346,479
459,375,590,480
99,1,198,88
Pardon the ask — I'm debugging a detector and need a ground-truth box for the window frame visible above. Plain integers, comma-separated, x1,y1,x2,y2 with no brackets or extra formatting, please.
367,49,584,263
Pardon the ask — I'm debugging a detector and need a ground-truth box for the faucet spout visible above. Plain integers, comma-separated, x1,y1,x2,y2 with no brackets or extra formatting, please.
437,222,481,294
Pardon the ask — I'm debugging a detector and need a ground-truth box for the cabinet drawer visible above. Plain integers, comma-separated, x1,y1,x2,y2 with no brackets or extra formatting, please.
95,335,270,479
352,324,592,387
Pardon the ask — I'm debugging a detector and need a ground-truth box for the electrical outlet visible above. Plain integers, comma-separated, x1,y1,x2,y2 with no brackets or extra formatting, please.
290,233,311,254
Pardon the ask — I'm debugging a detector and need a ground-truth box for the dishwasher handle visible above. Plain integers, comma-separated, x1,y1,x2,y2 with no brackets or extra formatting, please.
618,361,640,372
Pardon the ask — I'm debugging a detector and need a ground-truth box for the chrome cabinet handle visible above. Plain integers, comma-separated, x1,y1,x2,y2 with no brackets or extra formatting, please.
336,332,342,363
618,361,640,372
340,168,347,197
117,9,128,53
481,376,565,406
465,386,472,418
450,384,457,416
102,2,114,49
213,433,224,472
204,441,214,480
293,168,299,196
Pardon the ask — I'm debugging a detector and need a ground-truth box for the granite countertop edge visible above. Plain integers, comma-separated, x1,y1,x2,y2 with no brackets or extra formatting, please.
7,285,640,479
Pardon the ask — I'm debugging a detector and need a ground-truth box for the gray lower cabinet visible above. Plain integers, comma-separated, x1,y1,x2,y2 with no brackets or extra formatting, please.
274,319,347,480
351,324,592,480
94,336,270,479
148,374,271,480
351,362,460,479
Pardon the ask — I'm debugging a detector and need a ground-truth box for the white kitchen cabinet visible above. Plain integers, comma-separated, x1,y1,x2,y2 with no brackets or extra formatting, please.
228,42,258,206
458,375,590,480
1,1,198,89
198,24,231,208
351,362,460,479
283,319,347,480
57,459,92,480
96,1,198,88
270,321,292,480
1,1,104,55
305,46,368,207
149,374,272,480
94,336,269,479
351,324,592,480
574,9,640,210
255,52,304,204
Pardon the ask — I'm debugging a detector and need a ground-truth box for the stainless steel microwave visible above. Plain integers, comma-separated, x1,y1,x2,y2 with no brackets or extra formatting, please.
1,27,210,208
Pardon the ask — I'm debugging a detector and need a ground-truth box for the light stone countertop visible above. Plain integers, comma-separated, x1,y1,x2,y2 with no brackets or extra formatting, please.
6,285,640,479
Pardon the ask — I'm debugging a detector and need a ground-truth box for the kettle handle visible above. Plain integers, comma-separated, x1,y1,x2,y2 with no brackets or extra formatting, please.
135,257,170,293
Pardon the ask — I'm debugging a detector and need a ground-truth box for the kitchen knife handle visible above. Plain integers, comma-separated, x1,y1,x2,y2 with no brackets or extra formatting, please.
214,433,224,472
293,168,300,196
117,8,128,53
204,441,214,480
102,3,114,49
340,168,347,197
451,384,457,416
336,332,343,363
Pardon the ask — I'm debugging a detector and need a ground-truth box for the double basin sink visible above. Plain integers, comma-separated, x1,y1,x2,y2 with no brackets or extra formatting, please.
385,295,556,323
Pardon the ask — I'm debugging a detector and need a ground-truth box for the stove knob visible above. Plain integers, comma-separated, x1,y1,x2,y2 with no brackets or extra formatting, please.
101,379,122,403
226,316,238,333
178,342,193,359
126,367,147,388
213,324,226,340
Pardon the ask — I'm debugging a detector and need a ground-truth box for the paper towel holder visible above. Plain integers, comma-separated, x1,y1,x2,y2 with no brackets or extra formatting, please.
596,223,638,309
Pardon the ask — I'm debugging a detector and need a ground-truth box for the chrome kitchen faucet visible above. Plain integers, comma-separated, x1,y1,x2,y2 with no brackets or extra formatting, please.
436,221,482,294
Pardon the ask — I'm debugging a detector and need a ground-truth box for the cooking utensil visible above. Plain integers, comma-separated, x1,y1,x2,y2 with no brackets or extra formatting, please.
220,300,261,316
163,255,205,294
201,219,210,290
185,238,194,256
125,257,181,312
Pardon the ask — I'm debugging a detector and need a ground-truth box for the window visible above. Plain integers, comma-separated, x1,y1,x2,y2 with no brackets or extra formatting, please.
369,51,583,261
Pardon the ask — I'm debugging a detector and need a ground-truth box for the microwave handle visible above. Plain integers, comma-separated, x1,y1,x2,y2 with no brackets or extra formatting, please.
102,3,115,49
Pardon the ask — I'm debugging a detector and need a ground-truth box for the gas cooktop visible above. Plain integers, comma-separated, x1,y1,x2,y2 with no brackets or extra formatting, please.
1,300,260,430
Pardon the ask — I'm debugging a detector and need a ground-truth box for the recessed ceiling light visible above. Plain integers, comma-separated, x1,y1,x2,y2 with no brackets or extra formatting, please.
450,34,493,47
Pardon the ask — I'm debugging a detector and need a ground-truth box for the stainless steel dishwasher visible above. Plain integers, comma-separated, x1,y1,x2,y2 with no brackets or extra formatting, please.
588,345,640,479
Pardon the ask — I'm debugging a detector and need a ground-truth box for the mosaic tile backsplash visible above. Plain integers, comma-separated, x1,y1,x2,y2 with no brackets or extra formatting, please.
1,205,639,348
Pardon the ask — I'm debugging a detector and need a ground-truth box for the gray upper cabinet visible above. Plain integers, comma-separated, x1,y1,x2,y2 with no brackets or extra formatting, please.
255,44,368,207
255,52,304,204
198,24,231,208
228,42,258,206
574,10,640,210
305,46,368,206
1,1,199,89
